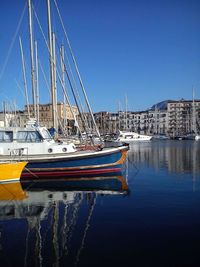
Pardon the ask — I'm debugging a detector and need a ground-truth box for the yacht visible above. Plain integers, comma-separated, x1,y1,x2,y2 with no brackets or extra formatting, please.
117,130,152,143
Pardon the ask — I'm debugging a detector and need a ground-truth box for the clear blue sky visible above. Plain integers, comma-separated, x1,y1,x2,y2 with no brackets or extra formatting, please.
0,0,200,112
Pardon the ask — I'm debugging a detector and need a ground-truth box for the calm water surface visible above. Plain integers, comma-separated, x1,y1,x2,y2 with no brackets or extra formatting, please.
0,140,200,267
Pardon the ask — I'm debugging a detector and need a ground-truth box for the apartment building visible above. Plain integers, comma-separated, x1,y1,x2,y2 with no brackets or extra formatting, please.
148,109,168,135
116,99,200,136
167,100,200,137
118,109,168,135
93,112,119,134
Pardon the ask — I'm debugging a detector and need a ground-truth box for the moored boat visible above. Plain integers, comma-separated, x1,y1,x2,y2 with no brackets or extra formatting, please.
117,130,152,143
0,1,129,180
0,122,129,179
21,145,128,179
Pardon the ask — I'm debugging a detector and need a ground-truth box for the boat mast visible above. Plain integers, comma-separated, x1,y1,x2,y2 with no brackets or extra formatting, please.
125,95,128,131
53,0,102,141
192,87,196,134
47,0,57,130
118,101,121,131
52,32,58,130
35,40,40,124
19,36,30,119
61,45,67,134
3,101,6,127
27,0,37,118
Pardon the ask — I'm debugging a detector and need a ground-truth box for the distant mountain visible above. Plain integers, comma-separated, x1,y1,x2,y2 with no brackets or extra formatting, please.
150,100,173,111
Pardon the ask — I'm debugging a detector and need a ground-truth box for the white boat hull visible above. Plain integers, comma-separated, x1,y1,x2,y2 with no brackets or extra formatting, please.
117,131,152,143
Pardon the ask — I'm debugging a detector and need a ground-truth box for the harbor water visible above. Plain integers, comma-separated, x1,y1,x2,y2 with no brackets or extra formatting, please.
0,140,200,266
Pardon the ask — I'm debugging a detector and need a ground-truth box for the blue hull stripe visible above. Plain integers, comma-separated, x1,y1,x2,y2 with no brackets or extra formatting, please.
26,151,122,170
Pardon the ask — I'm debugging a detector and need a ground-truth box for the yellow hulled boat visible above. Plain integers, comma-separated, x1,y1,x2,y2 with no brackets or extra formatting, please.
0,162,27,183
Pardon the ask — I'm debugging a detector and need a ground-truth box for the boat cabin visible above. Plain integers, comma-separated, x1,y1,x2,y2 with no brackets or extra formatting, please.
0,126,76,156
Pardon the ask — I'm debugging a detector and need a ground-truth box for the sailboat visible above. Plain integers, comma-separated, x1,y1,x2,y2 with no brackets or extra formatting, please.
0,0,129,178
185,89,200,141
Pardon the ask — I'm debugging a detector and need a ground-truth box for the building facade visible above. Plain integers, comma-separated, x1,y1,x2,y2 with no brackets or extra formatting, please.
24,103,79,132
167,100,200,137
1,99,200,138
94,99,200,137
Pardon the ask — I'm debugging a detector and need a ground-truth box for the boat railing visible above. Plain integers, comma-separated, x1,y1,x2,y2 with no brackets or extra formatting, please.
8,148,29,161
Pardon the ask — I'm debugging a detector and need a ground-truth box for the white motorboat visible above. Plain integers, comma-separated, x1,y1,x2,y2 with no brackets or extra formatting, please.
117,130,152,143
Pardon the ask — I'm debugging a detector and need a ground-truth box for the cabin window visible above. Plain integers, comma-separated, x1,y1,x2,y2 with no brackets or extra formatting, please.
0,131,13,142
16,131,42,142
41,128,52,140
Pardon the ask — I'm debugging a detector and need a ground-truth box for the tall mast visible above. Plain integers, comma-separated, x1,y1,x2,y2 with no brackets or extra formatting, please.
54,0,101,140
3,101,6,127
52,32,58,130
19,36,30,119
125,95,128,131
27,0,36,118
47,0,57,129
61,45,67,133
192,86,196,134
35,40,40,124
118,101,121,131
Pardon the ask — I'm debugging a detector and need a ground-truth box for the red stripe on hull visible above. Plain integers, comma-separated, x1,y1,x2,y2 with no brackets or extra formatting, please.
21,168,121,179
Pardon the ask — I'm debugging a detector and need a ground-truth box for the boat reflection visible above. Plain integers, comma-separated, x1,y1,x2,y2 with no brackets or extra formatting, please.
21,174,128,194
0,181,27,201
0,174,128,266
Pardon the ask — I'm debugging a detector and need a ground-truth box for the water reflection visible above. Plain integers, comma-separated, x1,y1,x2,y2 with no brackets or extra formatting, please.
128,140,200,174
0,175,128,267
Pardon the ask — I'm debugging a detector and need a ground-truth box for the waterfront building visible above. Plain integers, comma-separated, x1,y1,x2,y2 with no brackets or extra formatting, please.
167,99,200,137
0,111,26,127
148,108,168,135
24,103,79,133
94,112,119,135
118,111,149,134
1,99,200,138
93,99,200,137
93,109,168,135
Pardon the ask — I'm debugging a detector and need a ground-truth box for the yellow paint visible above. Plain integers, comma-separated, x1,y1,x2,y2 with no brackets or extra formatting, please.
0,162,27,182
117,175,129,191
0,181,27,200
115,150,128,165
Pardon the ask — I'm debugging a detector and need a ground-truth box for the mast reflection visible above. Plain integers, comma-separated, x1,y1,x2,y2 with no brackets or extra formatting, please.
0,174,128,266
